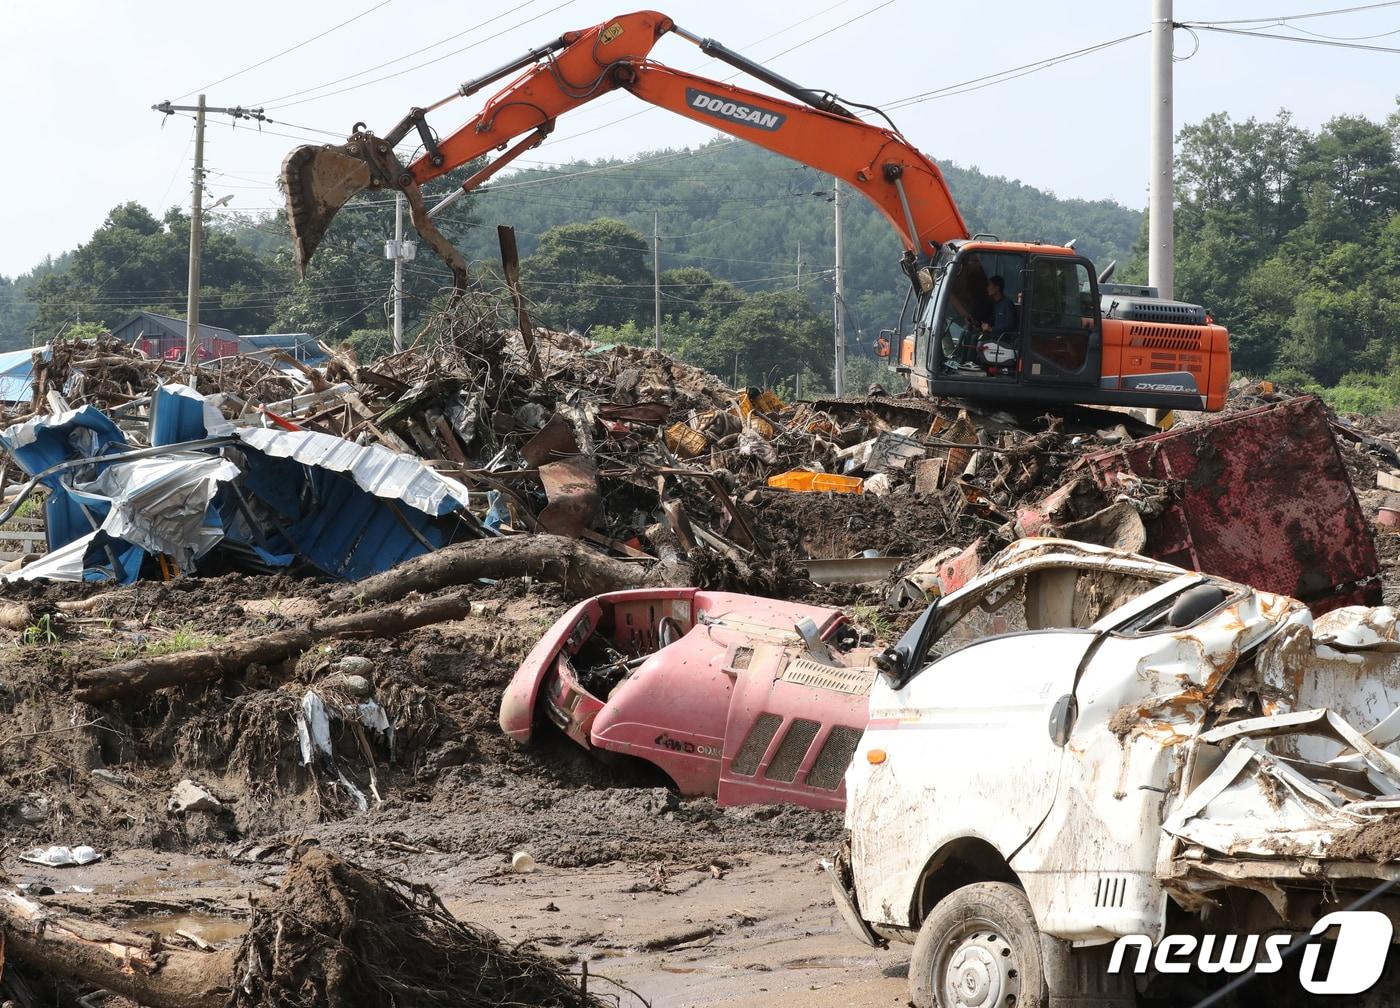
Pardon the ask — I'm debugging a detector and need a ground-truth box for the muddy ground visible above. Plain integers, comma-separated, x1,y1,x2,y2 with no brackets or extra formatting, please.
7,403,1400,1006
0,566,879,1006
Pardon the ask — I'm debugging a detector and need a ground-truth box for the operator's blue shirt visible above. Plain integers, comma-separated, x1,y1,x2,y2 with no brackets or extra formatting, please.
989,296,1018,337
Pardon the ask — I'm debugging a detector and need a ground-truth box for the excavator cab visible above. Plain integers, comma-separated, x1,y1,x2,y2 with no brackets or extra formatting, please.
903,239,1225,411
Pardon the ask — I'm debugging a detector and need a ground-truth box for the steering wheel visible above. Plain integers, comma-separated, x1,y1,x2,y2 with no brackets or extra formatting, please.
658,616,683,648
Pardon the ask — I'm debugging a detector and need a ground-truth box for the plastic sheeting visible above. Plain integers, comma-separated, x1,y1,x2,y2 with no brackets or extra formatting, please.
296,689,394,813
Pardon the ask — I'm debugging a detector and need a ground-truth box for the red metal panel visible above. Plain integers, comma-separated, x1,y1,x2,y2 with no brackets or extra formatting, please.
1083,396,1380,615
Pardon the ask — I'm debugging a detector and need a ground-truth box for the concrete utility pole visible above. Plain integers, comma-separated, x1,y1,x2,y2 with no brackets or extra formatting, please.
393,193,405,353
795,239,802,293
185,95,206,377
1149,0,1174,299
384,193,416,352
151,98,270,375
833,179,847,398
653,211,661,352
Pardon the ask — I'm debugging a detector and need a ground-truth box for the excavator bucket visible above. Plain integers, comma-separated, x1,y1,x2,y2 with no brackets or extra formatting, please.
281,144,374,275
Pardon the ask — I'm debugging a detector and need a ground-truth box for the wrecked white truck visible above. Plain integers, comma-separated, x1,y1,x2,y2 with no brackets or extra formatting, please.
831,538,1400,1007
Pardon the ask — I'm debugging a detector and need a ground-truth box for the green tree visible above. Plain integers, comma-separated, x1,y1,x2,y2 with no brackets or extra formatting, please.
342,328,392,364
679,289,829,388
521,218,650,331
28,202,279,338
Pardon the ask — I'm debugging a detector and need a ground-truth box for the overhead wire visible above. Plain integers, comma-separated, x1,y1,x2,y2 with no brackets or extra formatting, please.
264,0,579,110
1182,1,1400,25
1177,22,1400,53
173,0,394,101
882,31,1148,109
253,0,549,107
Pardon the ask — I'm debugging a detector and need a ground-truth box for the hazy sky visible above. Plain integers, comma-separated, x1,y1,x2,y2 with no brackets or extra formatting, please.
2,0,1397,277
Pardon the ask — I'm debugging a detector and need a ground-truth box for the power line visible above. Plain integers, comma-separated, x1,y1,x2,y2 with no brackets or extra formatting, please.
265,0,578,110
1289,21,1400,39
173,1,394,102
883,31,1148,110
253,0,549,107
1184,1,1400,26
1179,22,1400,52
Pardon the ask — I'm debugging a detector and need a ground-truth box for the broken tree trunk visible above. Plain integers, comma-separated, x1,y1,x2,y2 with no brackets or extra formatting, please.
334,533,664,609
75,588,478,704
0,890,234,1008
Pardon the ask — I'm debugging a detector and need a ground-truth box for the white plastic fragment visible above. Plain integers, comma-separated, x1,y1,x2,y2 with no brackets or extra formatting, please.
20,845,102,867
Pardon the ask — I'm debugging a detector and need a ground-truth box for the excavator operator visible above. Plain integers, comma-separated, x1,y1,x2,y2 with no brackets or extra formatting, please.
975,275,1020,371
981,276,1017,340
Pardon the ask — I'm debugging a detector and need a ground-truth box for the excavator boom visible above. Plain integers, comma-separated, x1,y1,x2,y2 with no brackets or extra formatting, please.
282,10,1231,415
281,10,967,279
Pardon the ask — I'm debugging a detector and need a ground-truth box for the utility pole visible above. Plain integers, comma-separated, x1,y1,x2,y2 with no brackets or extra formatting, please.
653,211,661,352
795,239,802,293
832,179,847,398
384,193,416,352
152,98,270,377
1149,0,1174,299
393,193,405,352
185,95,206,378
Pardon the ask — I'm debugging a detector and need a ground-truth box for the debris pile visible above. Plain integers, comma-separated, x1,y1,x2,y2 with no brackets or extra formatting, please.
230,848,605,1008
3,302,1400,1008
0,304,1390,620
0,848,605,1008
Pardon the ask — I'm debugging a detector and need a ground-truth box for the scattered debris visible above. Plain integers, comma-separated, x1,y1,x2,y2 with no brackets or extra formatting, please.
168,779,222,815
18,845,101,868
229,848,603,1008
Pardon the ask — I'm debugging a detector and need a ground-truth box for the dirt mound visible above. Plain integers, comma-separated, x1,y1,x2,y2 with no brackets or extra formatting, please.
231,848,602,1008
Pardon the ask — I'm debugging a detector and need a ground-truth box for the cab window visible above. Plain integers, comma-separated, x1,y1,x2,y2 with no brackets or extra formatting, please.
1027,259,1096,372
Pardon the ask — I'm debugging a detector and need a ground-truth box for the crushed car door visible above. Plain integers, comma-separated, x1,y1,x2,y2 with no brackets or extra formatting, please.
873,573,1098,857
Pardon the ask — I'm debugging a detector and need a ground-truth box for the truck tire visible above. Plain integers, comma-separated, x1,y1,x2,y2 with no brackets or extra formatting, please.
908,881,1049,1008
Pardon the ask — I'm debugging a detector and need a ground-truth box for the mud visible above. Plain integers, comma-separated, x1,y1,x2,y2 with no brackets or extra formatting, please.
745,486,954,561
1329,817,1400,862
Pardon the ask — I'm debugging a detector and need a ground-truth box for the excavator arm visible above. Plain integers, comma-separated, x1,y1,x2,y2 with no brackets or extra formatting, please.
282,10,969,288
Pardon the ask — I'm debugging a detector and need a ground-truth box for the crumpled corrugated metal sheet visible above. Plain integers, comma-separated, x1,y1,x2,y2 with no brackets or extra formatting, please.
228,425,473,517
79,454,241,568
1,384,488,583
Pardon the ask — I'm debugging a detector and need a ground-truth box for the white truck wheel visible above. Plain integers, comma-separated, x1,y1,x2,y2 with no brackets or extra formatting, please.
908,881,1049,1008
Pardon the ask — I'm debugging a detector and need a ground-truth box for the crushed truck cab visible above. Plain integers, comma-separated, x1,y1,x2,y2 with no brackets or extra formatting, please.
836,538,1400,1005
501,588,876,809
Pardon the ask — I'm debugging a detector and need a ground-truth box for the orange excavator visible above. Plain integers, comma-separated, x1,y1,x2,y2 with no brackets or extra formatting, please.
282,10,1229,413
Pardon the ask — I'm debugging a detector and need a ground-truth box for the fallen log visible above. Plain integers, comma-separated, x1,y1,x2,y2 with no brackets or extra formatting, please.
335,533,665,609
0,889,234,1008
75,588,477,704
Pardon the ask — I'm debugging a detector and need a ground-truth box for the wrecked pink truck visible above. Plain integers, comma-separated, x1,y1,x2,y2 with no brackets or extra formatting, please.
499,589,876,810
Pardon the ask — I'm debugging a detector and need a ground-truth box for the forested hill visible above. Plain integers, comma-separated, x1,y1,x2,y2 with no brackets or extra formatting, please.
456,140,1142,334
